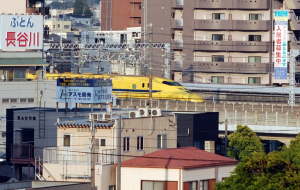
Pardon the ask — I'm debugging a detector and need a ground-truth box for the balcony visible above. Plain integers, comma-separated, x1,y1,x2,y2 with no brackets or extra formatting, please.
194,41,271,52
194,20,270,31
171,40,184,49
171,60,184,71
172,19,183,29
285,0,300,9
172,0,184,8
192,61,271,73
43,147,116,165
194,0,269,10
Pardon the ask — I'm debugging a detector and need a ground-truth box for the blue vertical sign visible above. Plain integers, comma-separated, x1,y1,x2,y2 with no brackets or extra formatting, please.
274,10,289,81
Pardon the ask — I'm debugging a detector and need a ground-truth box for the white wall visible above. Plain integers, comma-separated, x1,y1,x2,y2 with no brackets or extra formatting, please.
182,165,236,182
0,0,26,14
121,167,179,190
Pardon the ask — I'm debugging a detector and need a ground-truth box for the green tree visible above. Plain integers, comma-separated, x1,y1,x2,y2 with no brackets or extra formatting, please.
217,134,300,190
73,0,93,17
227,125,264,160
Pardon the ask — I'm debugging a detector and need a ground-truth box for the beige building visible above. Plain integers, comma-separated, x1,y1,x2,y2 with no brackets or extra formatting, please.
145,0,300,85
45,19,72,33
0,0,26,14
42,113,177,190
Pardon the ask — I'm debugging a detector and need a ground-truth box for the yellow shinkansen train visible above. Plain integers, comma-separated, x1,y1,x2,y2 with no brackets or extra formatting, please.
26,73,204,102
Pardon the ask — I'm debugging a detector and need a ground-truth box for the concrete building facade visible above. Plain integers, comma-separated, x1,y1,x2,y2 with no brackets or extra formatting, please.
101,0,142,30
144,0,300,85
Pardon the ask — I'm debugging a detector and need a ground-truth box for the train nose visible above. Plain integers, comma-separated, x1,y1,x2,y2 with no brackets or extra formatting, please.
189,93,204,103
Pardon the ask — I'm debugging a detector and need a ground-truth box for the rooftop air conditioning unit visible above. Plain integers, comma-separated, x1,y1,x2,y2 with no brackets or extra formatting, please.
89,113,102,121
102,113,112,121
138,108,149,117
150,108,162,117
129,111,140,118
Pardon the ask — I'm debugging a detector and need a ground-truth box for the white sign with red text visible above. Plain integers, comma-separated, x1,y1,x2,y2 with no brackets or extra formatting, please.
0,15,43,51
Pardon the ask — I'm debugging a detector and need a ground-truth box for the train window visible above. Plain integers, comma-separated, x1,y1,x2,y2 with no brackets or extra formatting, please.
142,83,145,88
132,84,137,89
162,81,181,86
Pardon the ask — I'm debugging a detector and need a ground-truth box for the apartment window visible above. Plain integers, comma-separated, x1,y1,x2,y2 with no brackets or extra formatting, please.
2,132,6,138
123,137,130,151
20,98,27,103
212,34,224,41
137,136,144,150
63,135,71,147
186,181,197,190
249,13,262,20
157,134,167,149
212,13,225,20
199,180,209,190
27,98,34,103
100,139,106,146
2,98,9,104
248,77,261,84
64,25,70,29
248,35,261,41
142,181,165,190
211,76,224,84
212,55,225,62
132,32,139,37
10,98,17,103
248,56,261,63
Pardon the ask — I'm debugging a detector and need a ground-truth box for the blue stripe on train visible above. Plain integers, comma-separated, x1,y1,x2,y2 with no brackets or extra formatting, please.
112,89,160,93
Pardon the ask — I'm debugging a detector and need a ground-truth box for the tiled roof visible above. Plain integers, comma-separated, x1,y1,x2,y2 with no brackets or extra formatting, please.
57,120,114,129
121,147,238,169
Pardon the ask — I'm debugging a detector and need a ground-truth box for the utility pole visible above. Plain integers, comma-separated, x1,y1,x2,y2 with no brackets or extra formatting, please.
90,114,97,190
224,119,228,152
116,116,122,190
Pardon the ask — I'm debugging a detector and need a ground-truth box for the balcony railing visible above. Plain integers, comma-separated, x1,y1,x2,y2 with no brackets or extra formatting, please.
194,20,270,31
194,0,269,9
172,0,184,8
172,19,183,28
194,41,271,52
43,147,117,165
171,40,184,49
192,61,271,73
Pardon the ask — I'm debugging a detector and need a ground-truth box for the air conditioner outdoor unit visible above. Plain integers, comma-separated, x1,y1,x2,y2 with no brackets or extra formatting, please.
89,113,102,121
138,108,149,117
102,113,112,120
129,111,140,118
150,108,162,117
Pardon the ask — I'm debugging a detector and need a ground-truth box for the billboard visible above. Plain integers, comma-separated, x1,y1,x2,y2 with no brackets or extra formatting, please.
273,10,289,81
0,15,43,51
56,78,112,104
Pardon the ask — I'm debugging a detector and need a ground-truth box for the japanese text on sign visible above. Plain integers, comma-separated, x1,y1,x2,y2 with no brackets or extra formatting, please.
274,10,289,80
0,15,43,51
56,78,112,104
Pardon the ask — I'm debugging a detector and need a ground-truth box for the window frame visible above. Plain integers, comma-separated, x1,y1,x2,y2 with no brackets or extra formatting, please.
137,136,144,151
212,13,225,20
63,134,71,147
248,56,262,63
157,134,167,149
212,34,224,41
212,55,225,62
248,35,262,42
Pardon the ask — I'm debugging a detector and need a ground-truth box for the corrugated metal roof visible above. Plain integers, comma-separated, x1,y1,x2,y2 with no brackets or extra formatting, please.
121,147,237,169
57,120,114,129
